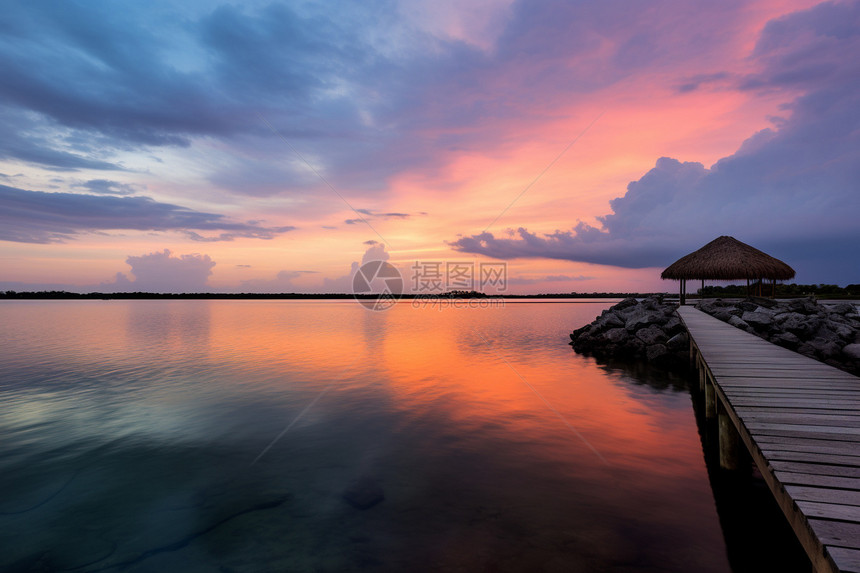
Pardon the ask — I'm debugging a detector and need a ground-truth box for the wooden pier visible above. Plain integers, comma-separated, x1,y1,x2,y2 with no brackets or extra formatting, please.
677,306,860,573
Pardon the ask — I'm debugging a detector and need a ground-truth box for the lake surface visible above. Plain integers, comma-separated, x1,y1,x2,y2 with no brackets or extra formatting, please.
0,299,780,571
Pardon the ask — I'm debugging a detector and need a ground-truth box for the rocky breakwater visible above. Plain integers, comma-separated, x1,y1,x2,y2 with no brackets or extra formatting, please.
696,298,860,376
569,297,689,368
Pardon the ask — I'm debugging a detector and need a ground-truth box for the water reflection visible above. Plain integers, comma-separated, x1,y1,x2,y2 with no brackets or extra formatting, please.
0,300,737,571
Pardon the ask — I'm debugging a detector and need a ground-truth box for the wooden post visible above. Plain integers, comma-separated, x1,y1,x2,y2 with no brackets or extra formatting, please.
701,279,704,299
718,403,742,470
680,279,686,305
705,377,716,420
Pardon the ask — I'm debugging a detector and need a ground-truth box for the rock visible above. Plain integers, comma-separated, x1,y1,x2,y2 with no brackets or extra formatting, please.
773,312,791,324
712,310,733,322
613,298,639,311
570,298,689,366
664,316,685,336
738,301,758,312
636,325,666,345
796,342,816,358
771,332,800,349
622,337,646,356
788,298,818,315
782,314,820,338
604,327,628,344
742,311,774,329
751,296,778,309
830,303,856,315
343,477,385,510
598,313,625,329
646,344,668,361
667,332,688,351
809,338,842,361
843,343,860,361
728,315,750,330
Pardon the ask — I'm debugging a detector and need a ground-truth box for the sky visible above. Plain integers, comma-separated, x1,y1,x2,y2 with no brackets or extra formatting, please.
1,0,858,294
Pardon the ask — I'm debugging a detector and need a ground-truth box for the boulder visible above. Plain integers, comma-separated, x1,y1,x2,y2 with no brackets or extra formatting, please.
830,303,856,315
604,327,628,344
808,338,842,361
667,332,689,351
728,315,750,330
622,337,646,356
646,344,668,362
599,313,625,329
843,343,860,361
742,311,774,329
636,325,666,346
712,310,733,323
664,316,685,336
771,332,800,349
613,297,639,311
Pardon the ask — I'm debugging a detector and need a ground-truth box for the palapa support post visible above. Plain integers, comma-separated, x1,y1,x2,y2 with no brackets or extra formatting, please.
680,279,686,305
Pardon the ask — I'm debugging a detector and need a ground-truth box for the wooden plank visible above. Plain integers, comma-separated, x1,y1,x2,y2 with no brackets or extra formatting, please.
775,470,860,490
809,519,860,550
745,423,860,436
763,450,860,466
729,389,860,396
738,407,860,417
829,547,860,573
797,500,860,522
749,428,860,443
714,369,854,379
786,485,860,507
740,414,860,428
770,461,860,478
722,381,860,389
731,400,860,411
756,435,860,453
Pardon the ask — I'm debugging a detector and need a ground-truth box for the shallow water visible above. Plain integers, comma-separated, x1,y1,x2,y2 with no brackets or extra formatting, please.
0,299,739,571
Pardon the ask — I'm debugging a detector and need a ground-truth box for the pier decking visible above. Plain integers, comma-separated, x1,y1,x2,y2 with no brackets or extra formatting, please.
677,306,860,573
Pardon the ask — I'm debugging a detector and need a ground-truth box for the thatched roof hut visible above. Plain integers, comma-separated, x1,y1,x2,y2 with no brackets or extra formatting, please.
662,236,795,303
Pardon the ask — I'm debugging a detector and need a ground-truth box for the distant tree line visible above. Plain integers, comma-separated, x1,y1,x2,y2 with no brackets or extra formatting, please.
699,283,860,297
1,290,659,300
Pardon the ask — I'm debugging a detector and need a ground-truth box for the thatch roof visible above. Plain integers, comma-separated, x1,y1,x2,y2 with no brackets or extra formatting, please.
661,236,795,281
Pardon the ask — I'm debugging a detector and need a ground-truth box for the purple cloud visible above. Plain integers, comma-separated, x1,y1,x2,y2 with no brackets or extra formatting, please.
0,184,295,243
101,249,215,293
452,1,860,284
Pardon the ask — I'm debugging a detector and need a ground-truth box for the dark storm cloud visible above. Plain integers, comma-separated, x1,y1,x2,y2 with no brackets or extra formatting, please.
452,1,860,284
0,184,295,243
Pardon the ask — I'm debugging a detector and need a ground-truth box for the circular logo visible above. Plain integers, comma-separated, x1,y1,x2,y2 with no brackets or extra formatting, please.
352,260,403,311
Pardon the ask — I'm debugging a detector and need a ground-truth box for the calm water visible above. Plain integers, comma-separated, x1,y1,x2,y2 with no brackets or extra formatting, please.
0,300,746,571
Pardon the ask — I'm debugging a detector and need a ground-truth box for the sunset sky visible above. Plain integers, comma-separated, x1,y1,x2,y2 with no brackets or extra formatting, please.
1,0,857,294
